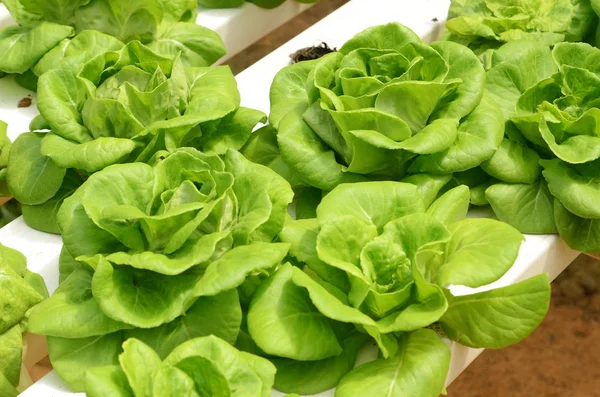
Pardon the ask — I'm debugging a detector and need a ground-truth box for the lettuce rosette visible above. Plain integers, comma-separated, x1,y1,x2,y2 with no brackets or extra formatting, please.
0,243,48,397
260,23,503,193
25,147,292,391
0,0,225,85
475,41,600,254
241,181,551,396
7,41,265,234
444,0,596,57
85,336,276,397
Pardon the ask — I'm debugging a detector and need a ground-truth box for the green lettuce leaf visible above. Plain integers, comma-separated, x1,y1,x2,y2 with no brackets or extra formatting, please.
445,0,595,55
440,273,551,348
335,329,451,397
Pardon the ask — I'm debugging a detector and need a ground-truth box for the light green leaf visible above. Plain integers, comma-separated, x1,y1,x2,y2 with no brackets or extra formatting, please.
192,242,289,297
100,232,231,276
37,69,91,143
270,60,318,129
159,0,196,22
149,22,226,67
48,332,124,392
394,118,459,154
381,213,451,263
1,0,43,26
554,199,600,254
339,23,421,54
401,173,453,207
486,181,558,234
33,30,124,76
40,133,137,173
375,81,457,134
485,41,557,118
426,185,470,226
437,218,524,287
81,98,145,141
247,264,342,361
240,125,303,187
430,40,485,119
277,109,366,191
58,185,125,259
316,182,426,231
289,265,377,328
441,273,551,348
0,256,44,334
318,216,378,276
224,149,294,244
85,365,133,397
335,329,450,397
90,255,204,328
0,122,10,196
127,290,241,359
470,179,496,207
480,138,541,184
553,41,600,73
279,218,350,292
24,270,49,299
0,23,73,74
0,325,22,387
374,262,448,333
185,66,240,116
119,339,162,397
538,119,600,164
22,170,83,235
192,107,266,155
19,0,89,25
408,93,504,174
0,243,26,276
272,333,368,395
7,132,66,205
164,335,276,397
77,162,154,252
542,159,600,219
59,246,85,284
118,80,173,126
74,0,163,43
26,268,133,338
152,366,200,397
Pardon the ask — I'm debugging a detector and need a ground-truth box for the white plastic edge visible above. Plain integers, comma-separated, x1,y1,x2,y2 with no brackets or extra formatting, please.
198,1,315,63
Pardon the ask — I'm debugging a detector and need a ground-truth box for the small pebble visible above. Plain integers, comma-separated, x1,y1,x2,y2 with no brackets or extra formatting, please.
18,97,32,108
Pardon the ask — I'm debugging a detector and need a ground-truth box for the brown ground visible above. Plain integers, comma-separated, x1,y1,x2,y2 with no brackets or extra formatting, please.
226,2,600,396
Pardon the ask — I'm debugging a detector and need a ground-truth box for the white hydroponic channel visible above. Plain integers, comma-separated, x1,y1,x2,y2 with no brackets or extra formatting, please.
0,0,579,396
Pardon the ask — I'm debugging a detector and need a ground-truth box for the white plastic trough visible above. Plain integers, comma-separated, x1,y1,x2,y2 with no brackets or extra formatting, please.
198,0,315,63
0,0,580,396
